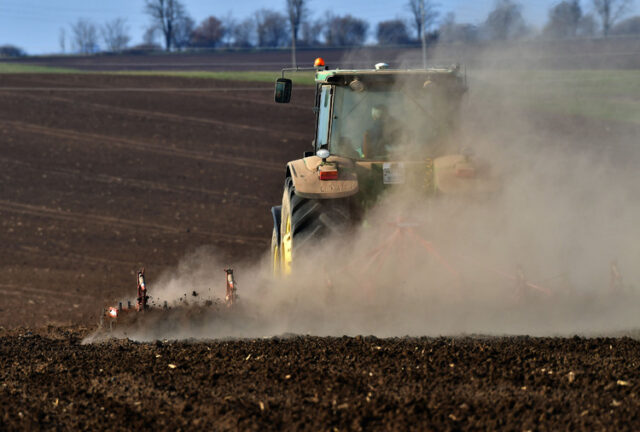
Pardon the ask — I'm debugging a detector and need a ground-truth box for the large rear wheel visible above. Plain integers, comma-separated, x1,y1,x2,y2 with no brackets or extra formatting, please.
279,178,352,275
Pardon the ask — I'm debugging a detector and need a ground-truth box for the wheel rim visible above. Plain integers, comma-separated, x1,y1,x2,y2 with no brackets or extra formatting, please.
281,214,293,275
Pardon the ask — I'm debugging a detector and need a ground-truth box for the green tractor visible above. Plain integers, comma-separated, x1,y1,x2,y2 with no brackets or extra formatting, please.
270,60,485,276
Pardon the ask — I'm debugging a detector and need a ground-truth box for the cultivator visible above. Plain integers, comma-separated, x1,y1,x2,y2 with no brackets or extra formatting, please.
100,267,239,330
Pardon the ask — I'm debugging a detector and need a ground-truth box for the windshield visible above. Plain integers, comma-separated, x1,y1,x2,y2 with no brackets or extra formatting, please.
329,84,461,160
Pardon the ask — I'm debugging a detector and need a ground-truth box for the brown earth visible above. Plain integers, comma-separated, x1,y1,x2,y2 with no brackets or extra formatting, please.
2,327,640,431
2,73,640,430
0,73,315,328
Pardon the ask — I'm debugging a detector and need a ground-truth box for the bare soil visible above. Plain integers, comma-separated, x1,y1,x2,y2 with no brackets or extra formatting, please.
2,74,640,430
0,73,317,327
2,327,640,431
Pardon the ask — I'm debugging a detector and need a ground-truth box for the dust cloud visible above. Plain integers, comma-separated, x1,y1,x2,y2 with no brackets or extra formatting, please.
93,46,640,342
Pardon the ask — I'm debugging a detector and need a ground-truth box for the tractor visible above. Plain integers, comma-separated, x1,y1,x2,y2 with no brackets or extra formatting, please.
270,59,488,276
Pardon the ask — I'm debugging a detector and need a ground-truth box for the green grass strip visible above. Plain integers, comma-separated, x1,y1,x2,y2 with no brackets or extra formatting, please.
113,70,316,85
0,63,316,85
472,69,640,125
2,63,637,123
0,62,83,74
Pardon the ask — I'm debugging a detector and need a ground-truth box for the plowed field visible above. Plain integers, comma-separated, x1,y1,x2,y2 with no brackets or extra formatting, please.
2,73,640,430
2,327,640,430
0,73,314,327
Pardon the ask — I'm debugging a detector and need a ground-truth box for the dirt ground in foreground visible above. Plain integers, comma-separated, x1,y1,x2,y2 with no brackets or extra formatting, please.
2,327,640,431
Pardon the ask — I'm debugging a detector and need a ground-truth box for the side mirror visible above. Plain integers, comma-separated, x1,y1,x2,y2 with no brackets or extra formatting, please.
274,78,292,103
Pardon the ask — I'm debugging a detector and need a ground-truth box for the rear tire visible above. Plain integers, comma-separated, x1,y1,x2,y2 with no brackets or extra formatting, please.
280,177,351,274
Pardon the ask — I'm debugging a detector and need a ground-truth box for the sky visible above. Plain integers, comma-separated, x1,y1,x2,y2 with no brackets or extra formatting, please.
0,0,638,54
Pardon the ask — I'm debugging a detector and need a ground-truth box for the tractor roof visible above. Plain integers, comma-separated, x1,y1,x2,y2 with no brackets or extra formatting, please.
314,67,463,85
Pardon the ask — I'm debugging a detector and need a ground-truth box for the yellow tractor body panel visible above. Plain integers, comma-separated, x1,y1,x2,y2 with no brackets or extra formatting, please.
287,156,359,199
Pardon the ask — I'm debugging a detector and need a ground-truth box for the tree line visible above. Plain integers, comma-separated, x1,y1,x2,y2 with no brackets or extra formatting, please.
133,0,638,52
0,0,638,57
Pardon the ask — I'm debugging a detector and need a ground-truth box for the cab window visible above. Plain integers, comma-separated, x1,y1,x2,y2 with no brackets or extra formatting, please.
316,85,332,148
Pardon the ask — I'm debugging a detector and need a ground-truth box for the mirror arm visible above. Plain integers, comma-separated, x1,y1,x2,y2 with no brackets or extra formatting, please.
281,66,323,79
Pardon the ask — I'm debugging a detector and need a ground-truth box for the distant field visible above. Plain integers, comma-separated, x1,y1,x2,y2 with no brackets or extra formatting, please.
0,63,316,85
1,61,638,124
528,70,640,125
123,69,640,124
0,63,81,74
114,70,316,85
471,69,640,125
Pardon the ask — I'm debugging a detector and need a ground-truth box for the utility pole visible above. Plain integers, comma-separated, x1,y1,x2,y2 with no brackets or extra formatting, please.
287,0,304,69
419,0,427,68
292,32,297,68
59,28,66,54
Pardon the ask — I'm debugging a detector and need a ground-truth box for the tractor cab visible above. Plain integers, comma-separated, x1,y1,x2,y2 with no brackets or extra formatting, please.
276,60,467,162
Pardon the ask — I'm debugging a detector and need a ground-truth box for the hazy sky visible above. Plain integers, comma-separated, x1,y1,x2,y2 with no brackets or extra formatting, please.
0,0,638,54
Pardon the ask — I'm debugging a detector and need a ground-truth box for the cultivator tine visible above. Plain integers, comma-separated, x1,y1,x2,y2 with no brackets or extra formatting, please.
225,268,238,307
136,268,148,311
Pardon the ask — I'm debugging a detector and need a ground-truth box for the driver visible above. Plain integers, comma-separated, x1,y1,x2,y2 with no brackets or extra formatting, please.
362,104,403,159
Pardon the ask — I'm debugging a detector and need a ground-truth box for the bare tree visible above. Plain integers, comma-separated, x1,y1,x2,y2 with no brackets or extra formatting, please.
255,9,290,47
101,18,130,52
324,14,369,46
592,0,632,37
439,12,479,43
407,0,438,67
299,20,323,47
217,13,236,46
70,18,99,54
172,15,194,49
543,0,582,38
143,26,160,45
376,19,411,45
192,16,226,48
144,0,188,51
407,0,439,40
59,28,66,53
231,17,255,47
286,0,306,67
0,45,26,57
483,0,528,40
578,13,598,36
612,14,640,35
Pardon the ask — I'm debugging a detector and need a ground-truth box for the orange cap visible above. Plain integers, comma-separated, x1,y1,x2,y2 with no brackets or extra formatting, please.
314,57,325,67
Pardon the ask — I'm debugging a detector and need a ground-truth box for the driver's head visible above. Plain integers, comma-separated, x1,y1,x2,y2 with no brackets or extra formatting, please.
371,104,388,121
